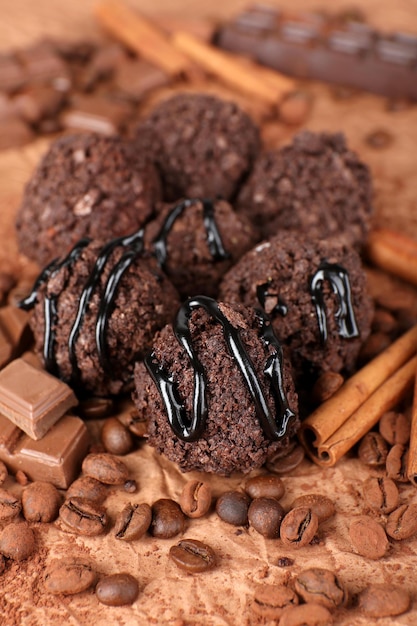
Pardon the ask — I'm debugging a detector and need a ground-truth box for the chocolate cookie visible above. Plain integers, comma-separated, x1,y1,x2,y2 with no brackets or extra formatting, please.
133,297,299,475
237,131,373,246
16,133,161,266
144,197,257,298
135,93,260,201
219,232,373,384
21,233,180,396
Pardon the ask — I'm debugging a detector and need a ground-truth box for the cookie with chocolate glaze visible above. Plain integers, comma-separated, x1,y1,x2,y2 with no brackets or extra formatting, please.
133,297,299,475
144,197,257,298
219,232,373,383
22,233,180,396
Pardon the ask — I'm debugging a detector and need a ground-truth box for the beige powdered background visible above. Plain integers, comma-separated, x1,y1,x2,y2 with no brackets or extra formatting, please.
0,1,417,625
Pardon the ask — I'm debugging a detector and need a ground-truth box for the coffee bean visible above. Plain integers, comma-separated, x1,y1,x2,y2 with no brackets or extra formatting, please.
215,491,251,526
279,603,333,626
379,411,410,446
59,497,108,536
124,479,137,493
114,503,152,541
82,453,129,485
311,371,344,405
277,557,294,567
279,91,312,126
358,332,391,362
66,476,108,503
395,307,417,333
386,503,417,540
365,129,393,149
252,583,298,620
362,476,399,514
15,470,29,486
266,445,305,474
280,507,318,548
248,497,285,538
101,418,133,455
22,481,61,523
358,583,410,618
294,568,348,610
0,488,21,522
180,480,212,518
386,444,409,482
151,499,186,539
44,559,97,595
119,406,148,438
244,474,285,500
371,309,396,334
79,397,114,419
357,432,388,466
349,515,388,559
0,461,8,485
0,522,35,561
290,494,335,523
169,538,216,573
96,573,139,606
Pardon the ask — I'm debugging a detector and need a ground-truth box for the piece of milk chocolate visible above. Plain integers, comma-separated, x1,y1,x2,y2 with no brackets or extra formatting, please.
0,414,90,489
0,358,78,440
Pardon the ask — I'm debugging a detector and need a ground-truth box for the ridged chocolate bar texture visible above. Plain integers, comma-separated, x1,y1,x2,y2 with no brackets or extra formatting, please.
214,6,417,99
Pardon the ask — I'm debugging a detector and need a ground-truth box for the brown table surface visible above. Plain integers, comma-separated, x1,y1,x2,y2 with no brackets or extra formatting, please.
1,2,417,625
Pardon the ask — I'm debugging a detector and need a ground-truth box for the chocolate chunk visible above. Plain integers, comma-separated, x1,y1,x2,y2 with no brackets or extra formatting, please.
113,59,170,101
0,54,26,93
0,358,78,439
17,40,72,91
13,85,66,125
0,414,90,489
60,94,132,135
78,43,126,91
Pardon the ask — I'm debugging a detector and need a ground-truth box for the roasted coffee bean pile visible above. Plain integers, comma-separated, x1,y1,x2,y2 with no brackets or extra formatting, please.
0,400,415,619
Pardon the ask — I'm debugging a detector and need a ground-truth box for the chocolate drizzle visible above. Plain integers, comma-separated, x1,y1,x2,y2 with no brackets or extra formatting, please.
153,198,230,267
21,238,91,376
309,260,359,343
256,282,288,317
19,230,144,383
145,296,295,442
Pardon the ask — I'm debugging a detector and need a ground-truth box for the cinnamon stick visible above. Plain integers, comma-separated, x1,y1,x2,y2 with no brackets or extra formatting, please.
367,228,417,287
95,1,194,77
314,356,417,467
407,365,417,485
172,31,294,105
298,324,417,464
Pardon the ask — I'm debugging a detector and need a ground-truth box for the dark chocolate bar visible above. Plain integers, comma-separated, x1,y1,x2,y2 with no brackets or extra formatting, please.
214,6,417,100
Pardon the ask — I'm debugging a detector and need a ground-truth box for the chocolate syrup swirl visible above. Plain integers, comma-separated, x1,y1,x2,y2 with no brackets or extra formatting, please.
145,296,295,443
19,230,144,383
153,198,230,267
309,261,359,344
256,282,288,317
